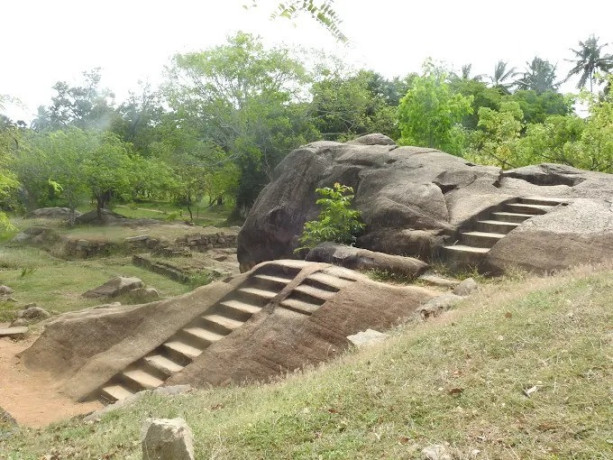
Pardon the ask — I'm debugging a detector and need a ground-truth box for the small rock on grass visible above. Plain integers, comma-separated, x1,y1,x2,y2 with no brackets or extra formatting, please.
347,329,388,348
422,444,452,460
417,294,463,319
141,418,194,460
418,274,460,288
452,278,478,296
17,305,51,321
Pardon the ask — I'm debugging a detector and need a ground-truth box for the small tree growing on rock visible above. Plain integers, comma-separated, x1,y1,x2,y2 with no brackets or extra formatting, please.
297,183,364,251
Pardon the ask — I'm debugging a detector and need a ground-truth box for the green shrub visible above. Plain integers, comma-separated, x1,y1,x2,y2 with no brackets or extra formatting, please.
297,183,364,251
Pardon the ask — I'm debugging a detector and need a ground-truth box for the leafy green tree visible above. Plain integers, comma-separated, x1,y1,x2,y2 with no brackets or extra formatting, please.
32,69,118,132
450,78,503,130
397,69,473,154
0,121,20,230
516,115,585,167
575,88,613,172
514,57,560,94
466,101,523,168
506,90,572,125
15,129,141,220
297,183,364,250
82,132,135,218
165,32,316,217
130,155,177,202
566,35,613,92
111,83,164,157
310,70,399,140
15,129,93,217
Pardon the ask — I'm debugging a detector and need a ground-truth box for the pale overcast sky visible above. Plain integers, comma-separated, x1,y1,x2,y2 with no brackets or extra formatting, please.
2,0,612,122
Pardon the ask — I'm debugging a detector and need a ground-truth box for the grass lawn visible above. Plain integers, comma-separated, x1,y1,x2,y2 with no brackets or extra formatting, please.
0,246,192,322
1,265,611,459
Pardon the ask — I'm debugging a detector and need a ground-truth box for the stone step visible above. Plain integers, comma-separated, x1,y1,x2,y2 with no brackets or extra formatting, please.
122,369,164,390
100,384,135,403
279,297,321,315
144,354,184,377
304,272,347,291
258,260,309,279
201,314,243,335
182,326,225,346
0,326,28,338
505,203,553,215
253,274,292,287
324,267,359,282
292,284,336,304
460,231,506,248
443,245,489,268
163,340,203,362
236,287,278,307
491,212,533,223
519,196,567,207
218,299,262,321
474,220,519,234
267,259,312,270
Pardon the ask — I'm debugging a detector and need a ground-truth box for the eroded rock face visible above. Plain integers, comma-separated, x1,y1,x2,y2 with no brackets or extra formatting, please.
238,134,613,274
306,243,428,277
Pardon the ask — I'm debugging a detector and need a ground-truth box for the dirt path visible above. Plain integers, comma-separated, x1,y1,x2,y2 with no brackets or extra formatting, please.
0,327,102,428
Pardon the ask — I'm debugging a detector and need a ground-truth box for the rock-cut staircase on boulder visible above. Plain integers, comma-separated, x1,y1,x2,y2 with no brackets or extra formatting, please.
97,261,356,404
444,197,567,268
278,268,357,316
98,260,305,403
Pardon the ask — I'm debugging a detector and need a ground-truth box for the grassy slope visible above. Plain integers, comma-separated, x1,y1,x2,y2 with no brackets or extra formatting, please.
2,267,612,459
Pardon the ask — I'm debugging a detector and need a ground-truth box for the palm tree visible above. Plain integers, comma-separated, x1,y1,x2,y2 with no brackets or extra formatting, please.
454,64,485,82
514,57,560,94
566,35,613,92
490,60,517,92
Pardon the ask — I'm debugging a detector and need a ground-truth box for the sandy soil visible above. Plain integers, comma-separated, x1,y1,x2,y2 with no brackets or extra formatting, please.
0,325,102,428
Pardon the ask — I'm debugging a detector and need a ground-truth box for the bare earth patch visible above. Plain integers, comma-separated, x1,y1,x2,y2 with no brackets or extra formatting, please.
0,325,101,428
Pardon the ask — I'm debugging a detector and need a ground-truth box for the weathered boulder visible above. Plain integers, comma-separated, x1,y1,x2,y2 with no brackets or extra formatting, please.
11,227,61,245
141,418,194,460
486,198,613,273
26,207,82,219
21,280,236,400
0,286,13,295
306,243,428,277
22,260,439,401
238,136,613,274
82,276,145,298
14,304,51,323
128,287,161,303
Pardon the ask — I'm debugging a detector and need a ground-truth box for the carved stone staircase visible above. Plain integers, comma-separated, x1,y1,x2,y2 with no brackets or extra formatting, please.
443,197,567,269
97,260,356,404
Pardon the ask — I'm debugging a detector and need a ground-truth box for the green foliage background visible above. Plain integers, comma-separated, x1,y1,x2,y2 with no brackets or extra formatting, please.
1,33,612,229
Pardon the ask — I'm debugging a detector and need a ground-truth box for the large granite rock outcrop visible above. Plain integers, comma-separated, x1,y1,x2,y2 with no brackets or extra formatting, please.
238,134,613,274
